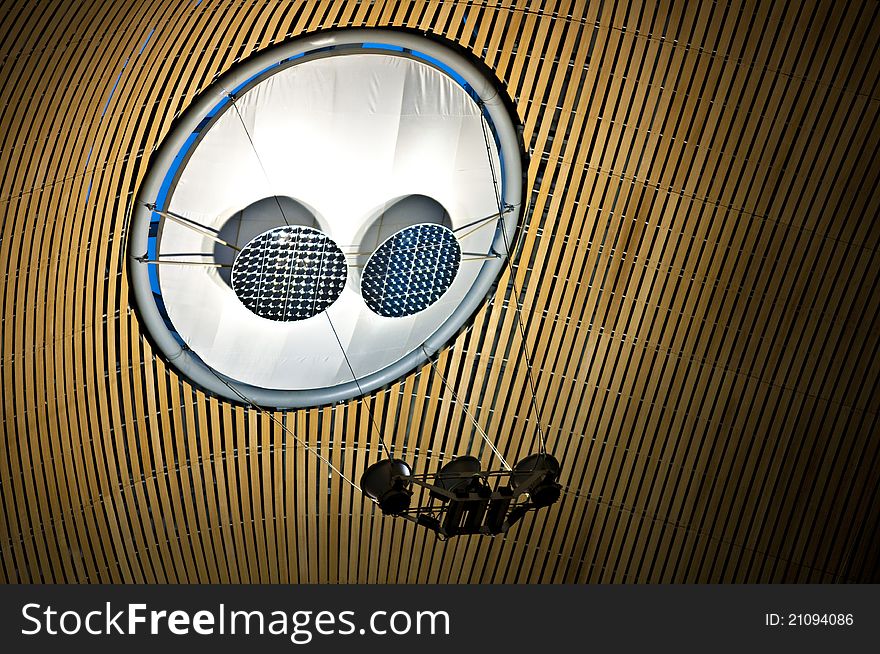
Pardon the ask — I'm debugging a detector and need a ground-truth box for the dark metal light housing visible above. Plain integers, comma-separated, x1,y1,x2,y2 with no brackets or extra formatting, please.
432,455,486,500
366,452,562,538
361,458,413,515
511,453,562,508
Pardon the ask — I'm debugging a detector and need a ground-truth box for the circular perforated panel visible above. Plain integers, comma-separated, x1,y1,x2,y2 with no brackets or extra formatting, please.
361,224,461,318
232,225,347,321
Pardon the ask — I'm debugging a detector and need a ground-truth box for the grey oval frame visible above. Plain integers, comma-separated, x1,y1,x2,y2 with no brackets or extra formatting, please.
129,28,524,408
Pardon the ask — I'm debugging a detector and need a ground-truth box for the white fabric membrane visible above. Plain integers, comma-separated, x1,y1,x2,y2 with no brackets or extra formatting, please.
159,53,501,390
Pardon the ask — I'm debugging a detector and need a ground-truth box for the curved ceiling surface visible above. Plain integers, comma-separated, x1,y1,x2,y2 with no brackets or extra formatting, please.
2,0,879,584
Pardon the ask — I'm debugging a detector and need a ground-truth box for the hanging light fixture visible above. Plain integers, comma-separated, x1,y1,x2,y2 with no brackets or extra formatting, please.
360,459,414,515
511,453,562,508
361,453,562,538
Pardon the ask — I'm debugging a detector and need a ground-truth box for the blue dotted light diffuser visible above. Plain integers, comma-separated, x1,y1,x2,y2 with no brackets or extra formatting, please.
361,224,461,318
232,225,347,321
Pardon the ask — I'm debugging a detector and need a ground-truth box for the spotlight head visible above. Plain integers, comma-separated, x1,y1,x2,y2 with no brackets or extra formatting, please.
511,453,562,508
432,455,485,501
361,458,413,515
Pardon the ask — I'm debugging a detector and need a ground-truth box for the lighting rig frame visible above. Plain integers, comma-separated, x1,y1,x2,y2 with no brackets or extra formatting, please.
361,454,562,539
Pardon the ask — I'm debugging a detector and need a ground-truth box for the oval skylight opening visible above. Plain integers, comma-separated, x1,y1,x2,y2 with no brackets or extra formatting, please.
129,29,524,408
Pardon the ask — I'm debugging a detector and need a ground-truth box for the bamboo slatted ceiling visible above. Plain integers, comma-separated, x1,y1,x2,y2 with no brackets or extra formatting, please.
1,0,879,584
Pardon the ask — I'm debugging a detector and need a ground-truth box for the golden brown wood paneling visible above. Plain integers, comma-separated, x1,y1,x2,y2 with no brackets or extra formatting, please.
1,0,879,583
